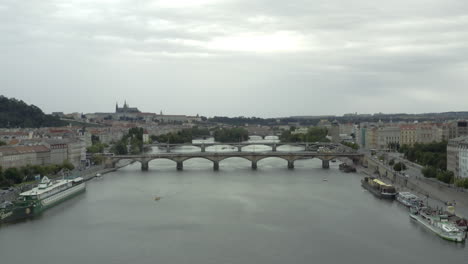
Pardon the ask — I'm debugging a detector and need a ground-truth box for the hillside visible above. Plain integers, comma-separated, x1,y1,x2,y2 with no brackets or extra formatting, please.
0,95,66,128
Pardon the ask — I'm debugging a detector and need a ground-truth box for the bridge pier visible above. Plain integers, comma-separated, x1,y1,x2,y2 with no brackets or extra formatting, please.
322,160,330,169
141,161,149,171
213,161,219,171
237,146,242,152
287,160,294,169
272,144,277,152
105,160,117,169
201,145,206,153
176,161,183,171
251,161,257,170
166,144,171,153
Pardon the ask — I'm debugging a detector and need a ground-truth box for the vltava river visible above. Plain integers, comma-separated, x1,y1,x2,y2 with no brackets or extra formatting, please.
0,144,466,263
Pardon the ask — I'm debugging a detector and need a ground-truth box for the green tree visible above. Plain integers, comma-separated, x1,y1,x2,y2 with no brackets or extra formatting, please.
422,166,437,178
393,162,406,171
91,155,105,165
87,143,107,153
114,141,128,155
213,127,249,142
436,170,454,184
0,140,6,146
389,159,395,166
399,141,447,171
62,160,75,171
342,141,359,150
4,168,23,184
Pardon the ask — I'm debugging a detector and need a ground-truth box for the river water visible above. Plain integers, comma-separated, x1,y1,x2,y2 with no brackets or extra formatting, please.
0,142,467,263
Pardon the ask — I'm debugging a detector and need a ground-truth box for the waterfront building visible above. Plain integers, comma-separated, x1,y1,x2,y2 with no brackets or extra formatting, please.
357,125,367,148
330,120,340,143
0,145,50,169
447,136,468,178
459,141,468,178
377,126,400,149
416,123,438,144
365,126,378,149
448,120,468,139
400,124,417,146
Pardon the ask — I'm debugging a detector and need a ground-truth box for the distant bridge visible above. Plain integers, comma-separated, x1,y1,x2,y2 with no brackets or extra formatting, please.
147,142,343,153
105,151,363,171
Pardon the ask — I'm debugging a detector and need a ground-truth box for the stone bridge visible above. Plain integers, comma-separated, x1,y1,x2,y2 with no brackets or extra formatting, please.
105,151,363,171
148,142,342,153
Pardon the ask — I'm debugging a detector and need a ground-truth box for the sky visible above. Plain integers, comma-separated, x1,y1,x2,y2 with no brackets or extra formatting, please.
1,0,467,117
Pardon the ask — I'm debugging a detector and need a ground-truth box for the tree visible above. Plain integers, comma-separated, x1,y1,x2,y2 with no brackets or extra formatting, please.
0,140,6,146
114,141,128,155
62,160,75,171
436,170,454,184
389,159,395,166
91,155,105,165
393,162,406,171
422,166,437,178
4,168,23,184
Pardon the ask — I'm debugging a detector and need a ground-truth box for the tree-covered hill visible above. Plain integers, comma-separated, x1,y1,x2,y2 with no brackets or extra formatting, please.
0,95,66,128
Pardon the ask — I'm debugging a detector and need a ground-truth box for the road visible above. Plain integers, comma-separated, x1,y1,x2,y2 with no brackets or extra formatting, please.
374,150,468,218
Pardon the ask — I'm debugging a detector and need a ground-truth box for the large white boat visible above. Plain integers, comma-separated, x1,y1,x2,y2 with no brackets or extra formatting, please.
410,207,466,243
1,176,86,223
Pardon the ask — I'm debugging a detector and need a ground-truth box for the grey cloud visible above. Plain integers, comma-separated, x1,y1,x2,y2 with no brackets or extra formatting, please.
1,0,467,117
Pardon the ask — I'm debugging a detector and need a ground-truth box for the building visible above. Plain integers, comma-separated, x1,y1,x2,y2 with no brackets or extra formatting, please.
377,126,400,149
459,141,468,178
447,136,468,178
400,124,417,146
330,121,340,143
448,120,468,139
116,101,140,113
415,123,438,144
0,145,50,169
365,126,378,149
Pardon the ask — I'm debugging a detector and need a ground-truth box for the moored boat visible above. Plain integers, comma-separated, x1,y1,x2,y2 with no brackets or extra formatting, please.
410,207,466,243
361,177,396,199
396,192,423,208
0,176,86,224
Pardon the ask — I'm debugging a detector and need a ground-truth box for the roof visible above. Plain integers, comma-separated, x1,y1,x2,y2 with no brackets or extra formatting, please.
372,179,393,187
0,145,50,155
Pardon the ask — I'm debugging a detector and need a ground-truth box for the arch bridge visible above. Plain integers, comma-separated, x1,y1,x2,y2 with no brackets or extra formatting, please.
105,151,363,171
148,142,342,152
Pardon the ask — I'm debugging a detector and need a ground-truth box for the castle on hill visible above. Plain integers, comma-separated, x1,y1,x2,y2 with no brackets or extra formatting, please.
115,101,140,114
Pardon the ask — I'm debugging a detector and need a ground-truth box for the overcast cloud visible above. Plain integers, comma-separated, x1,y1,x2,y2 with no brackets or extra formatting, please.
1,0,467,117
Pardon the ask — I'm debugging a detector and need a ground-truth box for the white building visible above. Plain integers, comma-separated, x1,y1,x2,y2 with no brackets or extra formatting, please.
458,141,468,178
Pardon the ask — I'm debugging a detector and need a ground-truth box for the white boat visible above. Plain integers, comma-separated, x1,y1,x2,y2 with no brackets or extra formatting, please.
410,207,466,243
396,192,423,207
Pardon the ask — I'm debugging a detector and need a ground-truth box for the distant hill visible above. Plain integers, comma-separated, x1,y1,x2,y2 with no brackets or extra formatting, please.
0,95,66,128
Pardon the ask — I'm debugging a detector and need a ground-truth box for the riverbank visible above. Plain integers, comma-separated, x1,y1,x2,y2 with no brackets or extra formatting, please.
359,155,468,218
0,160,133,203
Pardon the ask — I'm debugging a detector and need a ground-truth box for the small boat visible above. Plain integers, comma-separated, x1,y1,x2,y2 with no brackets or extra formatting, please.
323,178,328,181
95,173,102,177
339,163,356,173
396,192,423,207
154,196,161,201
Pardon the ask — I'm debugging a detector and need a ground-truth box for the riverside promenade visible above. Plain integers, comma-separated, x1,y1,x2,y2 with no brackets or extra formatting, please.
363,155,468,218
